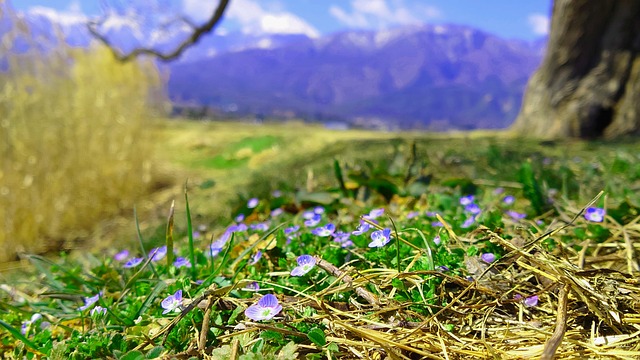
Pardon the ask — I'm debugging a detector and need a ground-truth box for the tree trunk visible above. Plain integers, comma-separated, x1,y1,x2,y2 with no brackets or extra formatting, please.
511,0,640,139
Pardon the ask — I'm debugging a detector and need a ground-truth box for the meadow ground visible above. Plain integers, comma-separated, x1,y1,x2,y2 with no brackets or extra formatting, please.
3,119,640,359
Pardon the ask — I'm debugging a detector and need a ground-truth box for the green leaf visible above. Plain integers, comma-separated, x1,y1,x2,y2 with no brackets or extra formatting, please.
145,346,165,359
518,160,547,216
260,330,283,342
134,280,168,320
0,319,48,356
119,350,145,360
307,327,326,347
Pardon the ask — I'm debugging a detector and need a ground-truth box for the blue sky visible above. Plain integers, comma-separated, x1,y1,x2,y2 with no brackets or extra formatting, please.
13,0,552,41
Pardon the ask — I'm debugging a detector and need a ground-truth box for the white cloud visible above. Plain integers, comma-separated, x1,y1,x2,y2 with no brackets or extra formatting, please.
182,0,218,24
330,0,441,30
528,13,549,36
28,6,86,27
189,0,320,38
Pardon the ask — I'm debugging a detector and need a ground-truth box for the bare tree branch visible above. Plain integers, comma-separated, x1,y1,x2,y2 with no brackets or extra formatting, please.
87,0,230,62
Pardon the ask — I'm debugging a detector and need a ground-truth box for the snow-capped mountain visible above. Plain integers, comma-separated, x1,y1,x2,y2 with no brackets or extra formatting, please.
9,5,546,130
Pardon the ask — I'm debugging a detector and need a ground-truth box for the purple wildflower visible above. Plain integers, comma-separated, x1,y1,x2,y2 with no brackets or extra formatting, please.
464,203,481,215
506,210,526,220
366,208,385,219
247,198,259,209
584,207,605,222
481,253,496,263
312,223,335,237
406,211,419,219
249,251,262,265
91,306,107,316
272,190,282,198
460,195,475,206
524,295,539,307
149,246,167,262
369,228,392,248
284,225,300,235
21,314,42,335
243,282,260,291
290,255,316,276
244,294,282,321
352,222,370,235
235,214,245,223
493,187,504,195
173,257,192,268
79,292,101,311
271,208,284,217
314,206,325,214
431,221,444,227
250,222,270,232
333,231,353,248
161,290,183,315
503,195,515,205
304,214,322,227
123,257,143,268
433,236,441,245
114,249,129,262
461,216,475,228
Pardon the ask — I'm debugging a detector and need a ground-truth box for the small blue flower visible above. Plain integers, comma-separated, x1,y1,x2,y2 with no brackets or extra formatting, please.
250,222,270,232
149,246,167,262
366,208,385,219
352,222,370,235
235,214,245,223
243,281,260,292
481,253,496,263
290,255,316,276
431,221,444,227
249,251,262,265
123,257,143,268
79,292,101,311
272,190,282,198
464,203,481,215
244,294,282,321
21,314,43,335
90,306,107,317
503,195,515,205
114,249,129,261
206,238,227,258
284,225,300,235
313,206,325,214
584,207,605,222
271,208,284,217
247,198,259,209
433,236,441,245
460,195,475,206
506,210,526,220
161,290,183,315
304,214,322,227
368,228,392,248
333,231,353,248
406,211,419,219
173,257,192,268
461,216,475,228
524,295,539,307
312,223,335,237
229,223,248,232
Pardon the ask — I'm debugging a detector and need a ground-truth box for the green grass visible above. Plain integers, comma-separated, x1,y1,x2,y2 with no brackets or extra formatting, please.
3,119,640,358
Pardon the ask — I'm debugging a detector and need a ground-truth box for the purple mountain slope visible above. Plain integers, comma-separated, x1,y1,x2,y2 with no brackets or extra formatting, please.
168,25,545,130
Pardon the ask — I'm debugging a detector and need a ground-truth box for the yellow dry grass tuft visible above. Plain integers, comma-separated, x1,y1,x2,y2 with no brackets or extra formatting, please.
0,16,163,262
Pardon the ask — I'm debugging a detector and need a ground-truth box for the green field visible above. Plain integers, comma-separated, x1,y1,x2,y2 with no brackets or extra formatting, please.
3,119,640,359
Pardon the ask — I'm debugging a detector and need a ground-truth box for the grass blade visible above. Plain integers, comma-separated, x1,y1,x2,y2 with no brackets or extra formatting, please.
166,200,176,267
184,182,197,280
0,319,48,356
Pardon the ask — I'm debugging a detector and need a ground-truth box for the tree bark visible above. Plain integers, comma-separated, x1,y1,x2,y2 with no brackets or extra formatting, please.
511,0,640,139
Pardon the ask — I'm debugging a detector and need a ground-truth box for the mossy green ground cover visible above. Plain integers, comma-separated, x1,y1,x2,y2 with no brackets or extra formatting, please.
2,121,640,359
